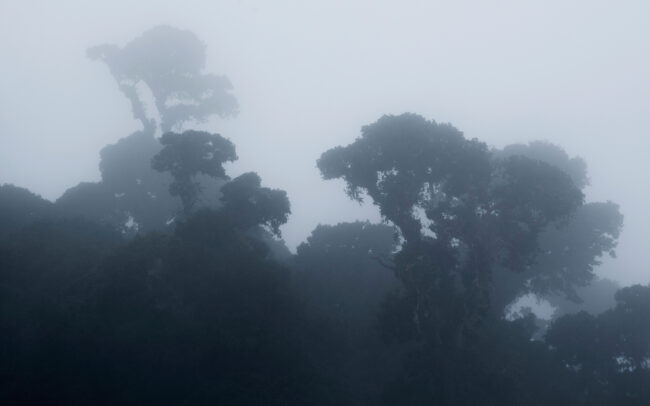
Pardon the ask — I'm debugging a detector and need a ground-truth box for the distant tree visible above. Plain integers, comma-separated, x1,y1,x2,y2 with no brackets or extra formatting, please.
98,130,184,230
0,184,57,235
497,140,589,189
56,181,128,230
88,25,238,133
219,172,290,236
61,26,239,236
492,200,623,313
152,130,237,215
55,131,183,236
318,113,583,348
528,201,622,299
318,113,590,405
492,141,623,314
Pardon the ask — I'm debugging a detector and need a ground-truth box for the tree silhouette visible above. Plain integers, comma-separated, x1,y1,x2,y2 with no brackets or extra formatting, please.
60,26,240,236
220,172,290,237
88,25,238,133
318,113,583,348
152,130,237,214
547,284,650,405
491,141,623,315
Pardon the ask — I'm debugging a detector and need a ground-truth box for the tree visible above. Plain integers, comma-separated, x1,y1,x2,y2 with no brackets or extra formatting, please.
547,284,650,405
497,141,589,189
0,184,57,236
491,141,623,314
294,221,398,322
493,201,623,309
318,113,492,243
152,130,237,214
60,26,240,236
318,113,583,348
219,172,290,237
88,25,238,133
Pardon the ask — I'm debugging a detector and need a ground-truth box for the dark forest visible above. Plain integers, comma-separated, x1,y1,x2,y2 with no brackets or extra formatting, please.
1,26,648,406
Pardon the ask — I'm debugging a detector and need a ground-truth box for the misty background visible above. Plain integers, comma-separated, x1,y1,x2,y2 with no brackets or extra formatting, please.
1,0,648,285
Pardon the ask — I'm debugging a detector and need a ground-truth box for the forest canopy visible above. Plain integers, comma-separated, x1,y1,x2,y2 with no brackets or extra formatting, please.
0,25,646,406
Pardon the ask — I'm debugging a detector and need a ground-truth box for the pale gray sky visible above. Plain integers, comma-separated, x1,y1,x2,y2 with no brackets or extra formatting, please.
1,0,649,284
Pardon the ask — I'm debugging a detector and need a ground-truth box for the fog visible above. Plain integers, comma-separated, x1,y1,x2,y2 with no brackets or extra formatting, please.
4,3,650,403
1,0,649,286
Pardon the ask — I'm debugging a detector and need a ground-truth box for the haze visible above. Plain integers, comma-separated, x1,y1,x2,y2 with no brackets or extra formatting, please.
1,0,649,286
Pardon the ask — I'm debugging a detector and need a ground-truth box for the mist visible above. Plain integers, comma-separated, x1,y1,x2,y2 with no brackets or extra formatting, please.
2,1,648,284
1,1,650,404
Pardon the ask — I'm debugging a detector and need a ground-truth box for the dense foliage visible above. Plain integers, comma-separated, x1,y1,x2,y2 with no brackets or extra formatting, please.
0,26,646,405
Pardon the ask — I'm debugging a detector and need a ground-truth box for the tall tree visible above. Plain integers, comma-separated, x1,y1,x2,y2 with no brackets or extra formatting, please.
60,26,239,236
88,25,238,133
318,113,583,347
